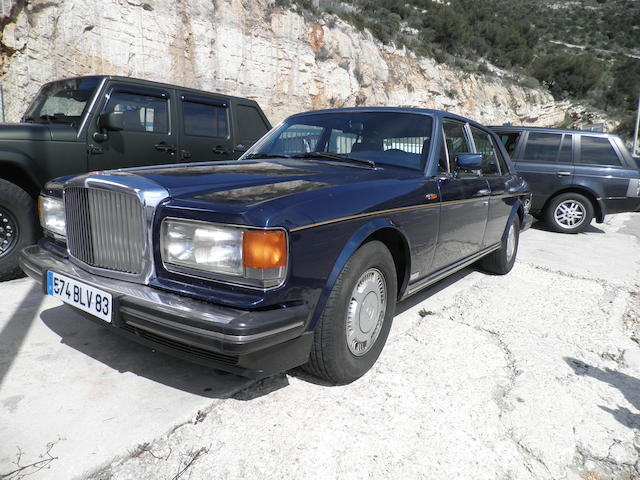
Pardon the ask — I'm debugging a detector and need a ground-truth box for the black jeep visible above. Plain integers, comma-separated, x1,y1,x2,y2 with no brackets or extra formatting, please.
0,75,271,279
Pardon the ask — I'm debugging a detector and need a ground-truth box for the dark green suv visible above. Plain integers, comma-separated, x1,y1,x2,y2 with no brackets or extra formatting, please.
0,75,271,279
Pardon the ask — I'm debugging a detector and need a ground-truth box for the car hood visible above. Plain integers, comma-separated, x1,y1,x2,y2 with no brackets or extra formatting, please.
126,158,416,204
0,123,77,142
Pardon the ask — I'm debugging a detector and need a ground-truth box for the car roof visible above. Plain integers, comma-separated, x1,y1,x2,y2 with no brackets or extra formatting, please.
288,107,490,130
489,125,618,138
43,75,259,104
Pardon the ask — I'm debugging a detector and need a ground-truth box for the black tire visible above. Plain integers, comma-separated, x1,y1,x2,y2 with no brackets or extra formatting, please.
303,241,398,385
0,179,37,281
479,216,520,275
544,192,594,234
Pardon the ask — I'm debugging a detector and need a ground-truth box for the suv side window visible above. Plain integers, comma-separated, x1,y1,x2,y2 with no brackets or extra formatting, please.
183,100,228,138
557,134,572,164
104,91,169,133
578,136,621,167
522,132,563,163
498,132,521,158
443,119,477,178
470,126,502,176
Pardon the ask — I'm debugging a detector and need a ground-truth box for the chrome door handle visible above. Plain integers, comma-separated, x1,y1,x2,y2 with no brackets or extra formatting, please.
477,189,491,196
557,171,572,177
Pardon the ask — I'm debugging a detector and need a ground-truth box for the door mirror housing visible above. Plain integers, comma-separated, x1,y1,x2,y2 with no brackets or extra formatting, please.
98,112,124,132
454,153,483,171
93,112,124,143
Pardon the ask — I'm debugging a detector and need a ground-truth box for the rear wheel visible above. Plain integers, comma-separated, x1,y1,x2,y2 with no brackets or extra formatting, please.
479,216,519,275
545,192,593,234
303,241,397,384
0,179,37,281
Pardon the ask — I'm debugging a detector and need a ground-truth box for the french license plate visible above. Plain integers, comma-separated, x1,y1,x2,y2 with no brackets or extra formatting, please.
46,271,112,323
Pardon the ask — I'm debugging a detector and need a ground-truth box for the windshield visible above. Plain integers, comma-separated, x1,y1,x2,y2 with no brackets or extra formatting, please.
247,111,433,171
23,77,100,127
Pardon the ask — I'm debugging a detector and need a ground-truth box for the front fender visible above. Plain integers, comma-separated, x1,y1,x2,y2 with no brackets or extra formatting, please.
0,147,42,193
307,218,409,331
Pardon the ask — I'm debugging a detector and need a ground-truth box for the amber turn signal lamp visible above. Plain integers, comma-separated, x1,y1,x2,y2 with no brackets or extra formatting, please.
242,230,287,269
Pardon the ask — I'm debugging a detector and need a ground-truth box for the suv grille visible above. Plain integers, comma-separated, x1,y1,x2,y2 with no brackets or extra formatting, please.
64,187,146,274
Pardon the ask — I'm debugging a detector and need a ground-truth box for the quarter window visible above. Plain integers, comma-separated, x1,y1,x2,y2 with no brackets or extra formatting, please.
104,91,169,133
522,132,563,163
183,101,228,138
470,126,502,176
579,136,621,167
236,105,269,145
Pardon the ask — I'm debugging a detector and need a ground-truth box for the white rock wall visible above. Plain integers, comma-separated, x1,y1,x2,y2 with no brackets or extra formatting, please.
0,0,566,126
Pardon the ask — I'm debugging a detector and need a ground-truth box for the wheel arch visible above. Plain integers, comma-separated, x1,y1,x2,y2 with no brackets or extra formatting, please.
543,187,604,223
0,154,42,198
307,219,411,331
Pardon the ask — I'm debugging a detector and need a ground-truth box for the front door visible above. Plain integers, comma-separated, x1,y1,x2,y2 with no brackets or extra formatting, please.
512,131,574,212
431,119,490,271
177,93,235,163
88,84,178,171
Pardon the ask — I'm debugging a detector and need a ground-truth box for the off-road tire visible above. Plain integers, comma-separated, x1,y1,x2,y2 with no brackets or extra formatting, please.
544,192,594,234
303,241,398,385
479,216,520,275
0,179,37,281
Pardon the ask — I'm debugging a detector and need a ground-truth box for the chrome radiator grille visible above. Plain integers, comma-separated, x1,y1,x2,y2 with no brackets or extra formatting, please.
64,187,146,274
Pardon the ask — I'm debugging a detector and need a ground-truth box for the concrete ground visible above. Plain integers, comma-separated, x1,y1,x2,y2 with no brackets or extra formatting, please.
1,214,639,480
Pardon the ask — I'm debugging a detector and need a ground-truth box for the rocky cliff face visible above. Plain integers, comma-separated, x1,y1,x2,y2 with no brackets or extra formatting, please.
0,0,567,127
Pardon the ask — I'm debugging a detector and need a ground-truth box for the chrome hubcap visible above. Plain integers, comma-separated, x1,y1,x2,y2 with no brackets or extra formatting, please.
554,200,585,228
346,268,387,356
506,223,516,261
0,207,18,258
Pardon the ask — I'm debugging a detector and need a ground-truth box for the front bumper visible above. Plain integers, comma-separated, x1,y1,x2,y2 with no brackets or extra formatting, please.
19,244,312,378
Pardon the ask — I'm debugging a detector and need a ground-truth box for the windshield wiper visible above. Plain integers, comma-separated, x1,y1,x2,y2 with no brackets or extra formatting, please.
292,152,375,168
244,153,292,159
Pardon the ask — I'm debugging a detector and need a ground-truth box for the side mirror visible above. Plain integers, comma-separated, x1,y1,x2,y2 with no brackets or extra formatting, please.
454,153,483,171
98,112,124,132
93,112,124,143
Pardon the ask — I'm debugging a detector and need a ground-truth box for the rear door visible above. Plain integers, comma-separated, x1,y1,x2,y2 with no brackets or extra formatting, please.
512,131,574,213
88,83,178,171
178,93,234,162
469,126,513,246
431,119,490,271
573,135,630,211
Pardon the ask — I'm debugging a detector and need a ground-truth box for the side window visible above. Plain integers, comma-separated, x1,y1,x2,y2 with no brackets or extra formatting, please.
274,124,323,153
522,132,563,163
497,132,522,159
578,136,622,167
443,120,479,177
104,91,169,133
470,126,501,176
182,101,228,138
236,105,269,146
557,134,572,164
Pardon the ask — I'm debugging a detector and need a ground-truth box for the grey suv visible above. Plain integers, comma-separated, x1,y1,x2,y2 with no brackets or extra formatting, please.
491,126,640,233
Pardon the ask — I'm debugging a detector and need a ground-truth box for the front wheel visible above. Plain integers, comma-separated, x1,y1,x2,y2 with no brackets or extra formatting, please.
479,216,520,275
544,192,594,234
0,179,37,281
303,241,398,384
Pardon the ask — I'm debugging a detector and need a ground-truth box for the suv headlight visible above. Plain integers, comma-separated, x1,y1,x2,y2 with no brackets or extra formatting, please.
160,218,287,289
38,195,66,237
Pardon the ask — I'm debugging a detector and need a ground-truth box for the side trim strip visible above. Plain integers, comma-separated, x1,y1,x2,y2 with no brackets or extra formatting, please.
291,193,523,232
402,243,501,298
